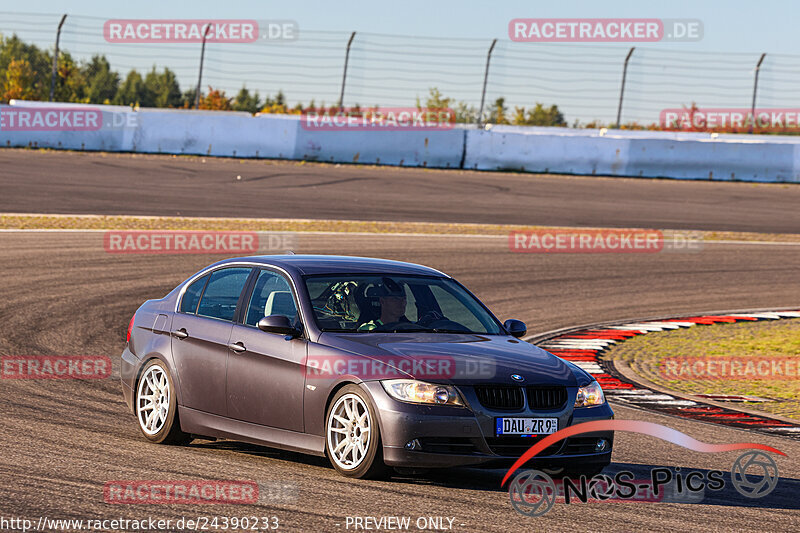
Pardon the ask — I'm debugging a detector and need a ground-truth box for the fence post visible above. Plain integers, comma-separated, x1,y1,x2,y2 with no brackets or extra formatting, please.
195,24,212,109
749,53,767,133
338,32,356,110
476,39,497,127
614,47,635,128
49,14,68,101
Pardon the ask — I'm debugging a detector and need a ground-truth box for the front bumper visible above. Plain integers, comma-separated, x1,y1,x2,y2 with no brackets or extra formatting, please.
363,381,614,468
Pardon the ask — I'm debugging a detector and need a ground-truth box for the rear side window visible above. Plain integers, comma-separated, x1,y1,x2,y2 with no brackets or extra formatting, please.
196,268,252,321
180,274,209,314
245,270,298,326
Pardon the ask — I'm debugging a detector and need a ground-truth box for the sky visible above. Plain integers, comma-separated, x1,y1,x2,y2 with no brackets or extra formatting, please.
6,0,793,52
2,1,799,124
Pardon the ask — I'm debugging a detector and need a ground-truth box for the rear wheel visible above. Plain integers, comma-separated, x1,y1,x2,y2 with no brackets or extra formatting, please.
325,385,387,479
136,359,191,445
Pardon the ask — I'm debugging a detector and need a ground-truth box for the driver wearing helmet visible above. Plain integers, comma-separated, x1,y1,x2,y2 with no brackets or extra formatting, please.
358,279,409,331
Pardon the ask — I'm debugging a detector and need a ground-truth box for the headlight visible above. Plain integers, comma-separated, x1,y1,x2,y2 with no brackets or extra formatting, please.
381,379,463,406
575,381,605,407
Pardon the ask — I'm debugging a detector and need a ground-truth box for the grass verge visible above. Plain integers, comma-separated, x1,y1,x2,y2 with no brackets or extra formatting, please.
3,213,800,242
603,318,800,420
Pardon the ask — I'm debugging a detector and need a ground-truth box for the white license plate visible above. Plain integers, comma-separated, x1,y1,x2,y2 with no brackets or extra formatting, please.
496,417,558,436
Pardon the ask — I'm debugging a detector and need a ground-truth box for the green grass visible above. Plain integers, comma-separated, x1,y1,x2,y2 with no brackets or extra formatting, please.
2,213,800,243
603,318,800,420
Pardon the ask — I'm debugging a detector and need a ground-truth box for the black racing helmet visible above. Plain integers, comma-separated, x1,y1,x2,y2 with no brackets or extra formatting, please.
367,277,405,298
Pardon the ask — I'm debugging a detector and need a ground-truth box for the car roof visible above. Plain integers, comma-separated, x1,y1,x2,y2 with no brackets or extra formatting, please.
220,255,450,277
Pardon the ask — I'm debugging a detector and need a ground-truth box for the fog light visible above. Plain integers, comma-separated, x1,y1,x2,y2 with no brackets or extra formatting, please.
595,439,609,452
405,439,421,451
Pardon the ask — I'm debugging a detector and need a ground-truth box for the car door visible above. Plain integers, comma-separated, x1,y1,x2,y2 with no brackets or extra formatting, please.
226,268,307,432
171,266,253,417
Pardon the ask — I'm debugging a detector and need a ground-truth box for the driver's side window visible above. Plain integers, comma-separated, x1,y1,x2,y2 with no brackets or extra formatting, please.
245,270,298,326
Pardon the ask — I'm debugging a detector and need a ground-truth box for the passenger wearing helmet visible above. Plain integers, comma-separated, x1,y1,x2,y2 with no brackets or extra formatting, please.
357,279,409,331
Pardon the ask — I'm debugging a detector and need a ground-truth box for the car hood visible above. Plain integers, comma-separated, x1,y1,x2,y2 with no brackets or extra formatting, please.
317,332,578,386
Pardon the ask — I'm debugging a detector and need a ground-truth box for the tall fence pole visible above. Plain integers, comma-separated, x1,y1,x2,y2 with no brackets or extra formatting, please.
749,53,767,133
195,24,212,109
614,47,635,128
476,39,498,127
338,31,356,110
49,14,67,101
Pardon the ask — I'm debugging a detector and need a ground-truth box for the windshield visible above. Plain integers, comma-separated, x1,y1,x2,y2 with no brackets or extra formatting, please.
303,274,504,334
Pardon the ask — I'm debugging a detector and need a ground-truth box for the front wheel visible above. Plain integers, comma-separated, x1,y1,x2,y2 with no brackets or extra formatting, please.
325,385,387,479
135,359,191,445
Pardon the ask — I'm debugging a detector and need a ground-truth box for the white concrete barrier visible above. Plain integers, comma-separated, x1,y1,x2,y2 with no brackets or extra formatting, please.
293,127,464,168
464,126,800,182
625,136,796,182
464,128,631,176
0,102,137,152
0,102,461,166
2,101,800,182
133,109,297,159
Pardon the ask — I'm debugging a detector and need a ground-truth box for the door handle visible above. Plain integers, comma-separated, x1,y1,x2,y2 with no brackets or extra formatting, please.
172,328,189,339
228,341,246,353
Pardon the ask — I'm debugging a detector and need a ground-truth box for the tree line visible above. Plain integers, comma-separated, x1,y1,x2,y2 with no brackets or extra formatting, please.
0,33,566,126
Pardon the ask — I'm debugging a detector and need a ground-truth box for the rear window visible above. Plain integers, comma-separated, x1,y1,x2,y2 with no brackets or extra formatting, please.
179,274,208,314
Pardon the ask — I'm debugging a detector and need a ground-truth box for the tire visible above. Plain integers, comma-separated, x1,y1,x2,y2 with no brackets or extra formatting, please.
325,385,387,479
135,359,191,445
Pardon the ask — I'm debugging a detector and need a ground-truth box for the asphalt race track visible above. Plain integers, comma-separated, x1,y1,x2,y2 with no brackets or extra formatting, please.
1,151,799,531
3,149,800,232
1,230,799,531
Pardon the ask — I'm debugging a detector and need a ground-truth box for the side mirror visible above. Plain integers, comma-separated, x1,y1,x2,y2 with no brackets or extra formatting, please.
257,315,301,337
503,319,527,338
